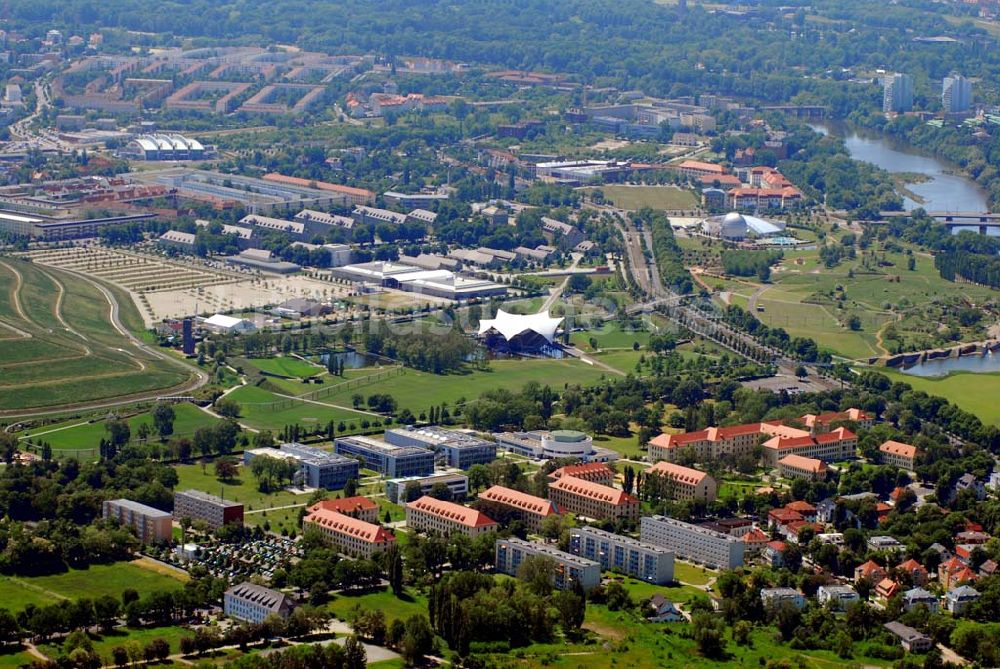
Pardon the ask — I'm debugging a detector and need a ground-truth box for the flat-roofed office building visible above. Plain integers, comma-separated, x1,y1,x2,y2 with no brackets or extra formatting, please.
385,426,497,469
334,435,435,478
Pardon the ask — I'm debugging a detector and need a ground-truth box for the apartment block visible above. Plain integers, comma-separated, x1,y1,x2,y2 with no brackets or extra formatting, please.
644,462,717,502
102,499,172,543
495,537,601,591
549,462,615,487
334,435,435,478
173,489,244,530
761,427,857,467
650,410,867,466
548,476,639,521
477,485,560,532
569,526,674,584
405,496,498,537
640,515,745,569
302,508,395,558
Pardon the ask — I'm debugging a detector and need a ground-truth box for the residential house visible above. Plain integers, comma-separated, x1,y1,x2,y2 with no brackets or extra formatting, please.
764,541,789,568
896,558,929,586
760,588,806,610
884,622,932,653
874,578,900,604
855,559,886,584
646,595,685,622
817,585,859,611
944,585,980,615
742,528,770,556
901,587,939,613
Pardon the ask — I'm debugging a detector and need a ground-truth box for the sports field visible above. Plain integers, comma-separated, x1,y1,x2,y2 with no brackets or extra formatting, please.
0,258,194,414
19,403,220,454
0,561,186,613
584,185,699,211
246,355,325,378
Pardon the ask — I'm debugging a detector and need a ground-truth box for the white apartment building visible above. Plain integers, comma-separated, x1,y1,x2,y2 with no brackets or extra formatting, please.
640,515,745,569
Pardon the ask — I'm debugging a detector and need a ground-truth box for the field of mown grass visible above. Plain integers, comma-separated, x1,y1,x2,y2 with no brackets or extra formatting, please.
0,561,186,614
19,403,220,452
0,259,193,413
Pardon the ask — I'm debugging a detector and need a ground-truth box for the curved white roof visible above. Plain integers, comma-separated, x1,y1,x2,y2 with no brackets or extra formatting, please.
478,308,563,343
704,212,785,238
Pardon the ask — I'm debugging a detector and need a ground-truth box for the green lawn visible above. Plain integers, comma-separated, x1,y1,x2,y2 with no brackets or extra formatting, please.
592,434,645,459
570,324,652,351
174,462,308,513
756,244,998,360
241,359,612,425
499,606,894,669
0,647,37,668
326,586,428,626
877,367,1000,425
0,259,193,412
228,384,374,432
38,625,194,662
0,562,185,614
246,356,325,379
672,562,714,586
19,403,220,453
584,185,698,211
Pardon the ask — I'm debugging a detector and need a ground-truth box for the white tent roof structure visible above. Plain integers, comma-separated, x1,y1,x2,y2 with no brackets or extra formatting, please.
477,309,563,344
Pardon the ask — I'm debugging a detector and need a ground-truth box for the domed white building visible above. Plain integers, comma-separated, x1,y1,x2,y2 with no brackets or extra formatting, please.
541,430,594,458
701,212,785,241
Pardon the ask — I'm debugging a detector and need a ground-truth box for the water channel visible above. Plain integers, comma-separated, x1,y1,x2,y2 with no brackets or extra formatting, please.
896,350,1000,377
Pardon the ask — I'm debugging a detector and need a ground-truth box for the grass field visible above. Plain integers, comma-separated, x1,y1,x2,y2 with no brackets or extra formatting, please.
877,367,1000,425
0,648,35,668
232,359,611,431
326,586,429,626
19,403,220,453
228,384,374,432
752,243,997,361
584,185,698,211
0,561,186,614
246,356,325,379
0,258,193,414
38,624,193,661
174,462,309,513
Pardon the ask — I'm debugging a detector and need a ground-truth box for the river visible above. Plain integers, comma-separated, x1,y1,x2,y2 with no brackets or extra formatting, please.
811,122,991,225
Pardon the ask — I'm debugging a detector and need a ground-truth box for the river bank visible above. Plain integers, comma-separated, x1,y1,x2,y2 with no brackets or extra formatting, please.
811,121,990,214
